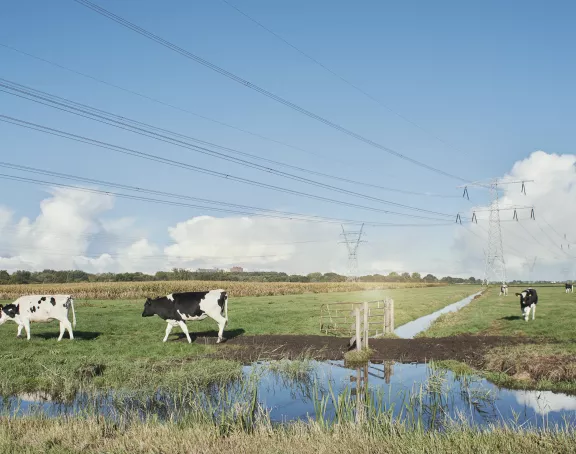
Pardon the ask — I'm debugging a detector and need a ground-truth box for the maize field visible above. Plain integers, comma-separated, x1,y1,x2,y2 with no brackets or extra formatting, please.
0,281,446,300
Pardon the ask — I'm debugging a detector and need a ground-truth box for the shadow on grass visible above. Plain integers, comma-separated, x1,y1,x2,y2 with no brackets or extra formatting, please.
173,328,246,344
33,331,102,341
500,316,522,321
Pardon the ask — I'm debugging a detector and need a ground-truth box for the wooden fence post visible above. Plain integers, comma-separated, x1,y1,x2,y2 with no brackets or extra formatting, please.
390,299,394,333
363,301,369,349
355,307,361,351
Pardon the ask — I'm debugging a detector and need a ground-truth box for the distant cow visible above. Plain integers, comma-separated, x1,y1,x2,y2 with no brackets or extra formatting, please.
142,290,228,343
514,288,538,322
566,283,573,293
499,284,509,296
0,294,76,341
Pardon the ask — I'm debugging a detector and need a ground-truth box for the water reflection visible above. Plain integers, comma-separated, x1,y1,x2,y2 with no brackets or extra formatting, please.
2,360,576,430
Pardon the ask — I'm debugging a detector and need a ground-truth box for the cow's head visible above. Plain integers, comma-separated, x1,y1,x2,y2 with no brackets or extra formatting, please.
0,304,19,325
142,297,156,317
514,291,527,303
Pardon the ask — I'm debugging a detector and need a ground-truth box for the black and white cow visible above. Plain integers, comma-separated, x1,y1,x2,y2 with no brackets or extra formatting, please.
0,294,76,341
566,283,573,293
514,288,538,322
142,290,228,343
499,284,509,296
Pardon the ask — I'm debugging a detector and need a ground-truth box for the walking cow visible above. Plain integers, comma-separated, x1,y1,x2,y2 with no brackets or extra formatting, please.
499,284,509,296
142,290,228,343
514,288,538,322
566,283,573,293
0,294,76,341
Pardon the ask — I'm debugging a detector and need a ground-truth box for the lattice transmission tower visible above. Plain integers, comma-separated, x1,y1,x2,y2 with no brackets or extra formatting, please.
340,224,365,281
460,178,534,287
523,256,537,283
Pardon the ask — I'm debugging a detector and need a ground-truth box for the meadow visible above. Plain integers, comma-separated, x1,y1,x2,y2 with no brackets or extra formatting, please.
424,285,576,392
0,285,475,396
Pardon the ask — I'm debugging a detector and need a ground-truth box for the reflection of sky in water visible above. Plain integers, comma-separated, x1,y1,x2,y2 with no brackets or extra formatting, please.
395,291,483,338
2,360,576,429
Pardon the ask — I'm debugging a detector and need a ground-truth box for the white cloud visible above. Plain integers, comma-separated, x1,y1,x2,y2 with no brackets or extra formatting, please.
453,151,576,281
0,151,574,279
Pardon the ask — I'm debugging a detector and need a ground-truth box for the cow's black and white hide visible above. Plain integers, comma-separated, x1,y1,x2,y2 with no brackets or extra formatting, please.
514,288,538,322
0,295,76,340
142,290,228,343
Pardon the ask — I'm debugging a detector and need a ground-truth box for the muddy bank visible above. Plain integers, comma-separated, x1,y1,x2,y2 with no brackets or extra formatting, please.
188,333,539,367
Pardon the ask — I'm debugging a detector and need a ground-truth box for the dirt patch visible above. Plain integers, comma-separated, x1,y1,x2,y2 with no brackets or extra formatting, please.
189,333,539,367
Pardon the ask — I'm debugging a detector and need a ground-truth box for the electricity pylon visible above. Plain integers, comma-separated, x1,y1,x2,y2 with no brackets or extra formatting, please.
340,224,365,281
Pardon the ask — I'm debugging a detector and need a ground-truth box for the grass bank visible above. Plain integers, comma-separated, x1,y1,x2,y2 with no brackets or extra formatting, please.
0,286,475,395
0,417,574,454
423,285,576,392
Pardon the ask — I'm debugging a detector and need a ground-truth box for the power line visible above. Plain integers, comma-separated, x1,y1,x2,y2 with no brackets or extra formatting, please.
0,114,458,223
0,160,458,227
0,170,459,229
71,0,470,183
0,42,342,166
0,79,463,215
219,0,466,157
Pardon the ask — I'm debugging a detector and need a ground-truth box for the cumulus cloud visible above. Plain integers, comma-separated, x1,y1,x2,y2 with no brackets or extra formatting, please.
1,150,574,279
453,151,576,281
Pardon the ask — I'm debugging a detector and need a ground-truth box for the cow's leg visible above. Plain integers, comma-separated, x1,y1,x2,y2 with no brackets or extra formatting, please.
61,319,74,340
531,304,536,320
210,312,227,343
16,324,23,338
22,319,31,340
178,321,192,343
58,321,66,341
163,322,174,342
523,307,530,322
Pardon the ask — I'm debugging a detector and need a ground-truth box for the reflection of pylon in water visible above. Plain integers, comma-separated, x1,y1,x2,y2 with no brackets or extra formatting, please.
340,224,365,281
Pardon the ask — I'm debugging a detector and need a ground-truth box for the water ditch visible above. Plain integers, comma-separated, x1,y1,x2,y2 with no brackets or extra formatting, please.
2,359,575,429
394,290,484,338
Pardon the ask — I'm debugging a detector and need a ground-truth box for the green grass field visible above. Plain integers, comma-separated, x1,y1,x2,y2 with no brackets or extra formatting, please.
423,285,576,392
0,285,476,396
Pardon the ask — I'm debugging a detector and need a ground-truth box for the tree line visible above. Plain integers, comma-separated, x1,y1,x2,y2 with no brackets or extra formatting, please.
0,269,483,285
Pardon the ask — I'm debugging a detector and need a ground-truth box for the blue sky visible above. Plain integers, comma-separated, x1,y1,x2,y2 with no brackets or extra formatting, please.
1,0,575,277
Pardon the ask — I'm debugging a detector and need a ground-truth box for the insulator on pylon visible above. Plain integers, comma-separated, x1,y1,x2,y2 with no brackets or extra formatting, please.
521,181,526,195
530,208,535,220
455,213,462,224
463,187,469,200
472,212,478,223
513,209,518,221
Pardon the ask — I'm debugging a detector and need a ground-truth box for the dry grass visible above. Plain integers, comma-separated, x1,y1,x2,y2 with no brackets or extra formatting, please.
0,281,445,300
0,417,574,454
482,344,576,386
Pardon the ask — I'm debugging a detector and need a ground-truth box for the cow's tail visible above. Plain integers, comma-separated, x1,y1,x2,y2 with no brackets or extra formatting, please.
69,296,76,328
223,292,228,325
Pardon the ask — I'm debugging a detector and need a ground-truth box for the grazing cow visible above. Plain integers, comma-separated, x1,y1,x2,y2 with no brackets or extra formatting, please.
142,290,228,343
0,294,76,341
514,288,538,322
499,284,509,296
566,283,573,293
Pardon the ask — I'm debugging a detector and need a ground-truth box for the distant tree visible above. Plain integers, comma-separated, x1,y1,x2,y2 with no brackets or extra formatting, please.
307,272,323,282
9,270,32,284
0,270,9,284
423,273,438,283
411,272,422,282
401,272,411,282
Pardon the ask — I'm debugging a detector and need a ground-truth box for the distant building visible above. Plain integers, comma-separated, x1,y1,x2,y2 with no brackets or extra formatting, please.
197,268,223,273
230,266,244,273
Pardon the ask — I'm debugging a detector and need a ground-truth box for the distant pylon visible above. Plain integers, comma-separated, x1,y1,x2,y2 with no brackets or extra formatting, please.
482,181,506,286
459,178,533,287
523,256,537,283
340,224,365,281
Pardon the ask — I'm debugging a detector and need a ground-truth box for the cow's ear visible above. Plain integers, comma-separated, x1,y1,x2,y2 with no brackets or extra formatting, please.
514,293,521,297
0,304,3,311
